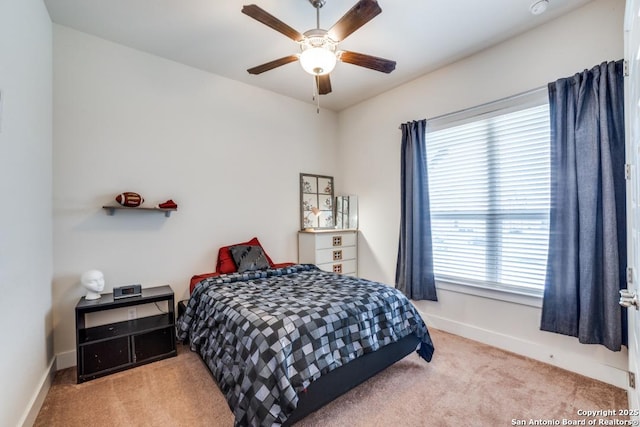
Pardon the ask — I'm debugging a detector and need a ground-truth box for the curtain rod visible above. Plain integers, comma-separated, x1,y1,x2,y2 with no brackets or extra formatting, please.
398,85,547,130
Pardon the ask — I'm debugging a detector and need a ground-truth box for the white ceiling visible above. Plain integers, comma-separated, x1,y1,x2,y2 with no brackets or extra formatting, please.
44,0,595,111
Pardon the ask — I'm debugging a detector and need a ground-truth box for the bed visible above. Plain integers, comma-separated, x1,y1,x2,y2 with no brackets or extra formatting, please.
177,241,435,426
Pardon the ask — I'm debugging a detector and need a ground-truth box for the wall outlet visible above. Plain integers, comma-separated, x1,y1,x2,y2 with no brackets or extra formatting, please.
127,308,137,320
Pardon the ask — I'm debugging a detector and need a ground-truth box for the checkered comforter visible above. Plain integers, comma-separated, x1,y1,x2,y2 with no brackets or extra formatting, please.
177,264,434,427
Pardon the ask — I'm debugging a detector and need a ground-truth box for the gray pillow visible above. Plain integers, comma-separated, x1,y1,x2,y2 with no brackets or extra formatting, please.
229,245,270,273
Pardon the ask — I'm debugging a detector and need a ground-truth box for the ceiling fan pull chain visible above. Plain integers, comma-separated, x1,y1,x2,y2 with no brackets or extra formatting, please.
314,76,321,114
312,76,317,102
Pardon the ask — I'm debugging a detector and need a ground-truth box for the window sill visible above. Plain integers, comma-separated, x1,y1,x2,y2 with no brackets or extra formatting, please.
435,279,543,308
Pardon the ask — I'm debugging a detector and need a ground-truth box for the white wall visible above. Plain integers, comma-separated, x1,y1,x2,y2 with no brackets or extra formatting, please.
52,26,339,363
0,1,53,426
337,0,629,386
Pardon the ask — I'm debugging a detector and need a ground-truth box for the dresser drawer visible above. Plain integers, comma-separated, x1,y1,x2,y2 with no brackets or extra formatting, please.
313,232,357,249
315,246,357,264
317,259,357,276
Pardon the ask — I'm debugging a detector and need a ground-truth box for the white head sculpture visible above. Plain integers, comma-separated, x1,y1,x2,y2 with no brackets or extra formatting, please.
81,270,105,300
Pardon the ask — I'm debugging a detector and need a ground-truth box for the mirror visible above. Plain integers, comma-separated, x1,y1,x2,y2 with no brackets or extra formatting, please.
300,173,334,230
335,195,358,229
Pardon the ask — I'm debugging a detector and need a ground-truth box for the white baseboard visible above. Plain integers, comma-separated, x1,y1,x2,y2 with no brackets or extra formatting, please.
423,312,628,389
56,349,76,371
19,357,56,427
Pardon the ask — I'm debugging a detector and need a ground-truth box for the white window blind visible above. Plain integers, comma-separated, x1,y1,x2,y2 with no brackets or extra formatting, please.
426,90,550,296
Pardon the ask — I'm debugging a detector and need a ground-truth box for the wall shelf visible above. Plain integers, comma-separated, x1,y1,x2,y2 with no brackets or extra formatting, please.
102,205,177,217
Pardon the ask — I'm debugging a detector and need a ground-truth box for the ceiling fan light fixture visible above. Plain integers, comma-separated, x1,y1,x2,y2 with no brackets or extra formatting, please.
300,46,337,75
299,31,337,76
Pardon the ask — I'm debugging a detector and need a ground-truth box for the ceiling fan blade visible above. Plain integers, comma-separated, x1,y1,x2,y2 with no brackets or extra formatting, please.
242,4,304,42
247,55,299,75
316,75,332,95
328,0,382,42
338,50,396,73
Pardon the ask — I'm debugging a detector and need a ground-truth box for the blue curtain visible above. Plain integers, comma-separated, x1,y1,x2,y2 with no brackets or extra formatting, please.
396,119,437,301
540,60,627,351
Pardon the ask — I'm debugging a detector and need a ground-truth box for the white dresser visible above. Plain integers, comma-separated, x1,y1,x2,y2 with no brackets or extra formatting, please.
298,229,358,276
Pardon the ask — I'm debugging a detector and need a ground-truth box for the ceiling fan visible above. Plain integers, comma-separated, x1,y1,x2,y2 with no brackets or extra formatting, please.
242,0,396,97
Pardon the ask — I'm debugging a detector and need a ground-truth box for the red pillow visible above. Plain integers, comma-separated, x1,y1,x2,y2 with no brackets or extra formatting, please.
216,237,275,274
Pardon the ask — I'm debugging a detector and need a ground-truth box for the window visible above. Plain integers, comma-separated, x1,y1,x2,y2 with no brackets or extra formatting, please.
426,90,550,296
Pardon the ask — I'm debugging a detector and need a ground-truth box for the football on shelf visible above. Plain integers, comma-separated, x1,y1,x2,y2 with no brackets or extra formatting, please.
115,192,144,207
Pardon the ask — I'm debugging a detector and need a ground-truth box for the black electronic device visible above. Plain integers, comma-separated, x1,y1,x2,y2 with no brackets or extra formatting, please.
113,284,142,299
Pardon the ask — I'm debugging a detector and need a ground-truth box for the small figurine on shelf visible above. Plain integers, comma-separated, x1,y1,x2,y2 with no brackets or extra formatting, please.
157,199,178,209
81,270,105,300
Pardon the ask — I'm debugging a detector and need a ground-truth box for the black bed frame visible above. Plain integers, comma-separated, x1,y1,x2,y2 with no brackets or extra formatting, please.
178,302,421,425
283,334,420,426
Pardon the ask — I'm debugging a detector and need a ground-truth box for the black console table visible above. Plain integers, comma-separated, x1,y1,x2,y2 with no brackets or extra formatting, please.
75,285,176,383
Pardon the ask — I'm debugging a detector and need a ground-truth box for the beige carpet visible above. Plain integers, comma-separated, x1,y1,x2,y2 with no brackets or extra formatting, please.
35,329,628,426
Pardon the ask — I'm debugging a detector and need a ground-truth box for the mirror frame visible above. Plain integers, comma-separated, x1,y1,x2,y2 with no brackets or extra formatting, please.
300,173,334,230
